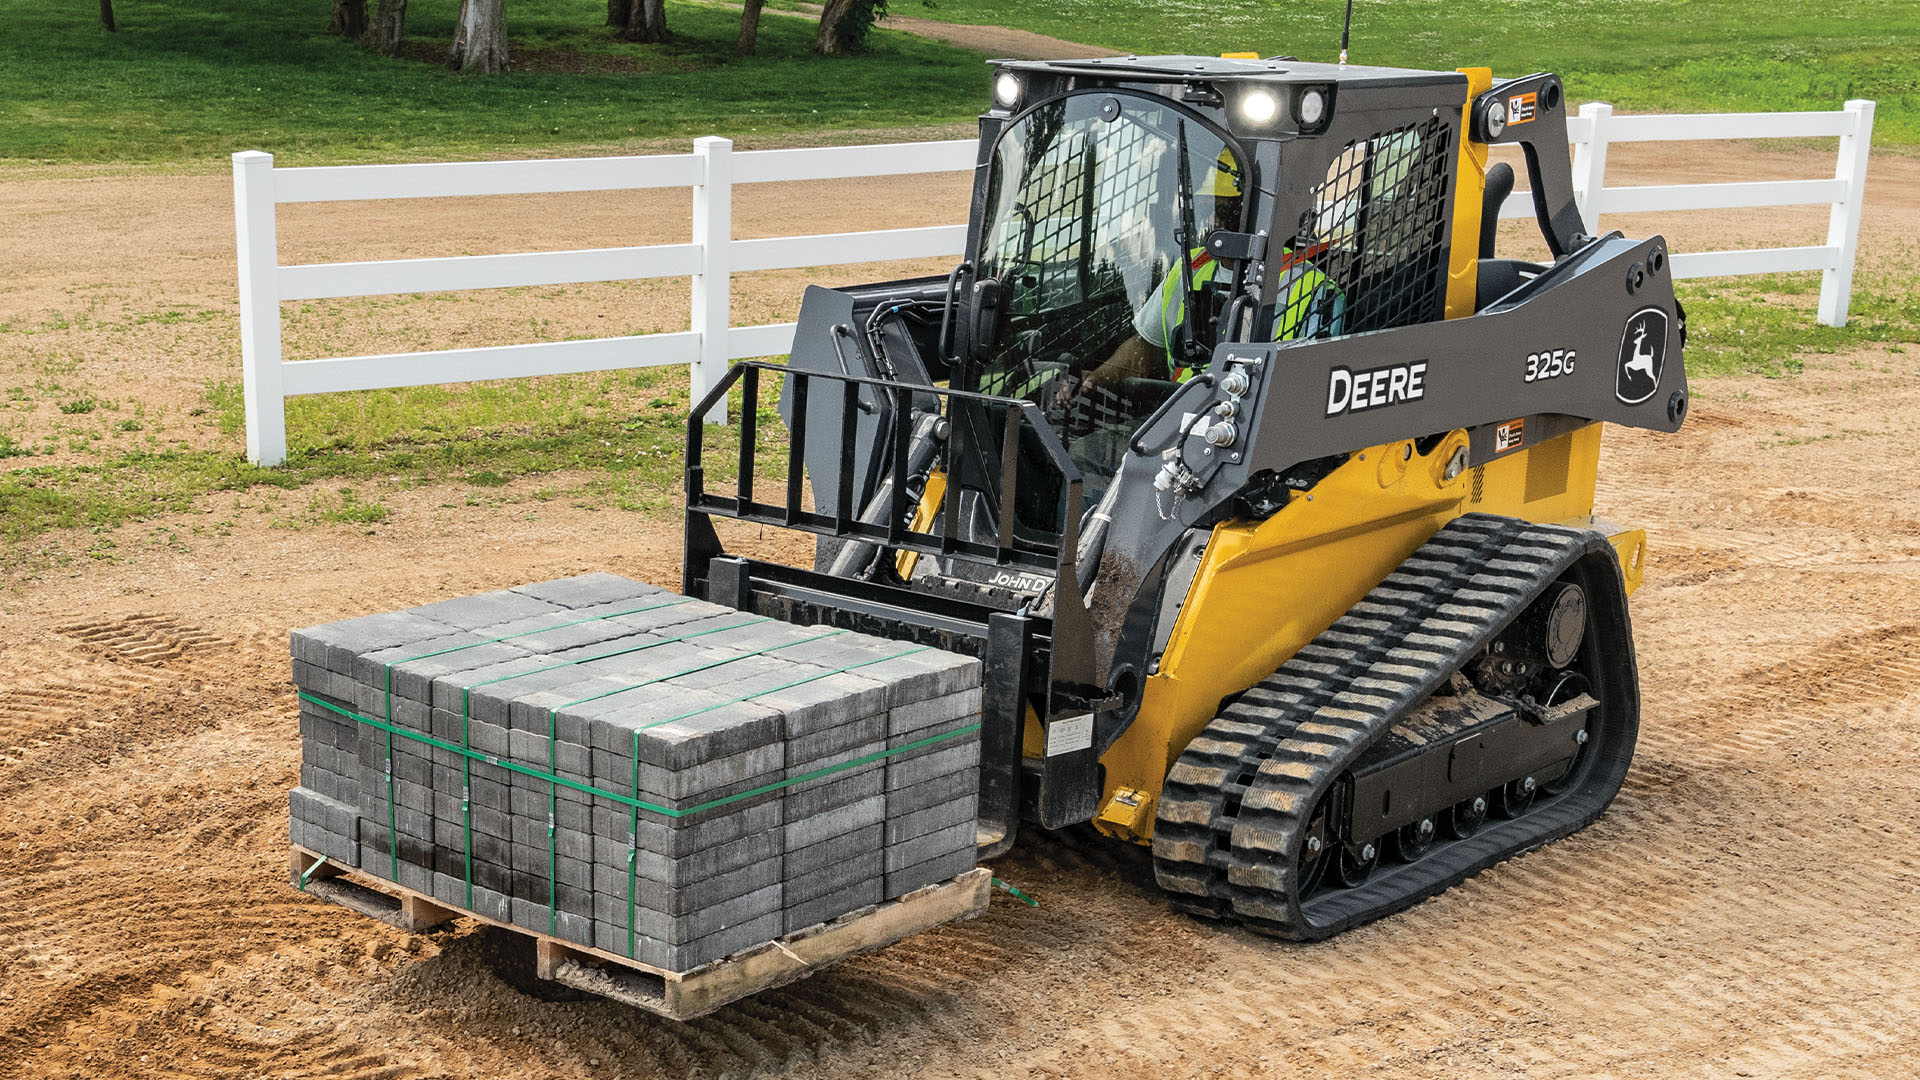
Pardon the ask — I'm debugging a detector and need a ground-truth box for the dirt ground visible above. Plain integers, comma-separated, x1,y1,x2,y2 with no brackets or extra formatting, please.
3,134,1920,1079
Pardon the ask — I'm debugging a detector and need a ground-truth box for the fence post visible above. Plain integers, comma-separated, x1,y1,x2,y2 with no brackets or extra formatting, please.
1818,100,1875,328
233,151,287,467
690,136,733,424
1571,102,1613,237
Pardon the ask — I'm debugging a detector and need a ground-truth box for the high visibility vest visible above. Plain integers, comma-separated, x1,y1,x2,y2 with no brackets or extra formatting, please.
978,363,1055,401
1155,249,1225,382
1160,249,1343,382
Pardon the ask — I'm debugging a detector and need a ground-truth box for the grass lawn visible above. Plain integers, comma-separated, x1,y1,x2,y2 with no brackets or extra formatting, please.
0,364,781,554
8,0,1913,165
1,0,986,164
910,0,1917,146
1681,271,1920,379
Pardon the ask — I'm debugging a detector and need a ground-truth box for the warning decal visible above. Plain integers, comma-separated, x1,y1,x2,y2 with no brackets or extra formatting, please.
1495,418,1526,454
1507,91,1538,125
1046,714,1094,757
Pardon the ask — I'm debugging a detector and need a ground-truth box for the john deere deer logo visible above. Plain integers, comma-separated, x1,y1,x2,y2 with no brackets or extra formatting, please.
1616,307,1668,405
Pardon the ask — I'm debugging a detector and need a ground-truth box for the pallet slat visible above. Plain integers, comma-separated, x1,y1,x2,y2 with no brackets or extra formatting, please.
290,846,991,1021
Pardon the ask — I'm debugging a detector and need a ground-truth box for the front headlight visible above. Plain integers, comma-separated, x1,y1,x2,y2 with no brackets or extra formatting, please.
993,72,1023,110
1297,87,1327,127
1238,88,1280,126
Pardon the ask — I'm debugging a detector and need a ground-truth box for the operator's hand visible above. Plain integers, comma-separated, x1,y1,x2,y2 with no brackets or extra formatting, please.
1054,373,1090,410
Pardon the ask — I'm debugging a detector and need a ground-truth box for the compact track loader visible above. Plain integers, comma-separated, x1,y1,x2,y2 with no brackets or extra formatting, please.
683,56,1688,939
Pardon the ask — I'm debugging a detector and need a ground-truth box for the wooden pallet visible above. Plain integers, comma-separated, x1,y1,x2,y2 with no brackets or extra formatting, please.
290,846,992,1021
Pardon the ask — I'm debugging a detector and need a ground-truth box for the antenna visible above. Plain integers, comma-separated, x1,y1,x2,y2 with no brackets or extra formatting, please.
1338,0,1354,65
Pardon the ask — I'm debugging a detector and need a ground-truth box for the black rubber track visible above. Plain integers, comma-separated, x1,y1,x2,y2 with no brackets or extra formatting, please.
1151,513,1640,941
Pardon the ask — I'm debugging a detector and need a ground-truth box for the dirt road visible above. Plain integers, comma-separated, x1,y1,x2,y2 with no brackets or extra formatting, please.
2,141,1918,1078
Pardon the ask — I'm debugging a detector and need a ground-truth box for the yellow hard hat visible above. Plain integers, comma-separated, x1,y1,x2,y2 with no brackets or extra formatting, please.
1200,148,1243,198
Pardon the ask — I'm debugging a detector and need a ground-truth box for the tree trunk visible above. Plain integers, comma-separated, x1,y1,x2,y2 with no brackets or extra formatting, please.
367,0,408,53
450,0,508,73
99,0,116,31
606,0,631,28
329,0,368,37
621,0,666,43
735,0,766,56
815,0,855,55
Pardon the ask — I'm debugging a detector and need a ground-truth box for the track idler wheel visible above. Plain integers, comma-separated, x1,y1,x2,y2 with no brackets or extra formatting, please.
1490,775,1539,818
1330,840,1379,888
1298,801,1333,896
1388,816,1437,863
1445,794,1489,839
1543,672,1597,798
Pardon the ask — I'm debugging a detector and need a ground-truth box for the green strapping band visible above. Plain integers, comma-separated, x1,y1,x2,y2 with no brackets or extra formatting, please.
297,690,978,820
381,596,708,896
992,877,1039,908
453,617,843,936
297,855,330,892
303,687,979,954
462,689,474,909
422,620,873,943
383,667,399,882
546,703,559,935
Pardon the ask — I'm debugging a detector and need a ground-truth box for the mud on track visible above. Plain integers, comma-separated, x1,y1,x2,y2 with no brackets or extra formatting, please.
3,142,1920,1078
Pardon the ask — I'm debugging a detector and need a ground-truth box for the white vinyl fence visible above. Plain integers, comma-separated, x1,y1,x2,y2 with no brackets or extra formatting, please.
234,99,1874,466
1540,99,1875,321
233,136,977,466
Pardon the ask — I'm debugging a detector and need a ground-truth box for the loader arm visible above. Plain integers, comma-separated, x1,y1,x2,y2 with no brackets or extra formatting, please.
1470,72,1587,256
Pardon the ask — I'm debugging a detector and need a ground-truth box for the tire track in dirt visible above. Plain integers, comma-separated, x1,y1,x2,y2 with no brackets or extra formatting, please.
0,852,325,1072
57,614,230,666
1641,621,1920,769
19,611,1896,1080
21,892,1041,1080
0,615,266,781
964,613,1920,1077
0,683,143,768
1730,488,1920,539
6,516,1913,1080
0,665,309,1080
0,674,255,789
606,830,1211,1080
0,654,176,772
981,627,1920,1075
667,897,1088,1076
5,932,450,1080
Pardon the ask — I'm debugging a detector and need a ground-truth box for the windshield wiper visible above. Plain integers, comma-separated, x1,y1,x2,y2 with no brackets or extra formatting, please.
1171,120,1203,372
1013,201,1038,276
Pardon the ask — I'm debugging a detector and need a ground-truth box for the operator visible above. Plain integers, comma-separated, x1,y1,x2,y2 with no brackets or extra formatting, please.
1058,148,1346,414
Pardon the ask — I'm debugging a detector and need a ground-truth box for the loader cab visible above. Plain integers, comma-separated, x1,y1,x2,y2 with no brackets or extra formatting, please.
965,57,1470,510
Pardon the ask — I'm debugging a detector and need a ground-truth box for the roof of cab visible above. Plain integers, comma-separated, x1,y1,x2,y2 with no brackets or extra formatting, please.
996,54,1469,90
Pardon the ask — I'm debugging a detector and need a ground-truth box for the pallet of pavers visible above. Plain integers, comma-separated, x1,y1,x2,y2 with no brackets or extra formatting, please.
286,573,990,1019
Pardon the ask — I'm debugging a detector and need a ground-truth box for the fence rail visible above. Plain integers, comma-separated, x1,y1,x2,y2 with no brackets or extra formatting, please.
1511,100,1875,317
234,101,1875,466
